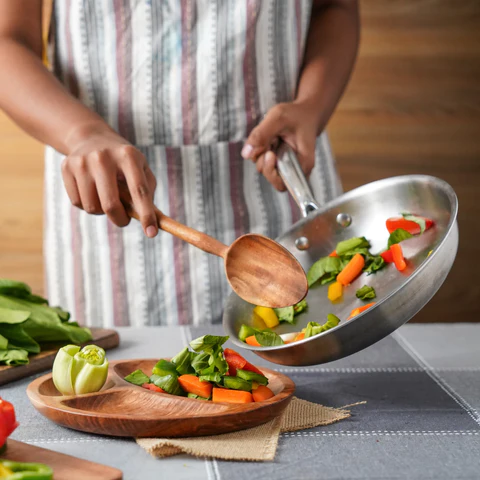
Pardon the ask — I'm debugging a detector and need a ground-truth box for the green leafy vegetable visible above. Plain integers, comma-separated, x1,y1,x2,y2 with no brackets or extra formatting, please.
199,372,222,383
364,255,385,275
387,228,413,248
307,256,344,287
0,348,29,365
187,393,210,400
124,369,150,386
402,213,426,234
152,359,178,377
255,331,285,347
335,237,370,256
191,352,211,374
355,285,377,300
304,314,340,339
150,373,183,396
273,306,294,324
293,299,308,315
0,324,40,353
189,335,229,353
171,347,194,375
236,369,269,386
223,376,252,392
238,324,258,342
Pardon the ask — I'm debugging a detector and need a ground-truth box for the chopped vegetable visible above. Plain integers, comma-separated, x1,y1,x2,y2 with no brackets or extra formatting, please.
252,385,275,402
336,253,365,286
142,383,165,393
245,335,261,347
335,237,370,257
199,372,223,383
224,349,248,376
327,281,343,302
387,228,413,248
0,397,18,454
150,372,183,396
238,324,257,342
236,369,268,386
391,243,407,271
254,331,284,347
294,332,305,342
187,393,210,400
386,214,433,235
307,256,345,287
380,249,394,263
212,388,253,404
253,306,279,328
0,460,53,480
223,376,252,391
189,335,229,353
304,314,340,339
124,369,151,386
178,374,213,398
363,255,385,275
242,361,264,376
273,306,294,324
348,302,376,320
171,347,195,375
356,285,376,300
293,299,308,315
328,250,338,257
52,344,108,395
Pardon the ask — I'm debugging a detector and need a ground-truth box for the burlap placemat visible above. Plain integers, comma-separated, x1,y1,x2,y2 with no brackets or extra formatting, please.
137,397,360,461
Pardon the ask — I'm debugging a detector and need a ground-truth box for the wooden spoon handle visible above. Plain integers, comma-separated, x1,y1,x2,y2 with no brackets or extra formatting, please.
120,187,228,258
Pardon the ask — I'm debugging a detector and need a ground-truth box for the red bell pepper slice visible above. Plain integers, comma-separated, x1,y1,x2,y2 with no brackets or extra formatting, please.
224,348,263,376
142,383,166,393
380,249,394,263
386,216,433,235
0,398,18,438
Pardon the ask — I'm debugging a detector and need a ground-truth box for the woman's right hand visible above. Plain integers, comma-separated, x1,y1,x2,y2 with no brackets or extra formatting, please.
61,129,159,238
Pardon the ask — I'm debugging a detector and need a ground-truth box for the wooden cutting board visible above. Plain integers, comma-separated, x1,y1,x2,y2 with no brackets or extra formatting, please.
0,328,119,386
1,439,122,479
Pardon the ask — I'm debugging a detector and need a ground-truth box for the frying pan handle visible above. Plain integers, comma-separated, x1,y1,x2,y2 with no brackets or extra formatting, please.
276,141,319,218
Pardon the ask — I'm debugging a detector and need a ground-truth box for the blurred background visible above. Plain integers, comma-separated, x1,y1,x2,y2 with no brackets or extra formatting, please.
0,1,478,322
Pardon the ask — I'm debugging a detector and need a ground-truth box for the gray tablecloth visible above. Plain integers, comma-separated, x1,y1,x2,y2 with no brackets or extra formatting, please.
4,324,480,480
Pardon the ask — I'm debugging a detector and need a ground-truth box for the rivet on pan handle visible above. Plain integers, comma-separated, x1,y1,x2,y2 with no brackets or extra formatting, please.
276,140,320,218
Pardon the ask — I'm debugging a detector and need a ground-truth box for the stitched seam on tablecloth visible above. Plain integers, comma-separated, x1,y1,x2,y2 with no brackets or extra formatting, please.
281,430,480,437
273,367,480,373
393,331,480,427
19,438,116,444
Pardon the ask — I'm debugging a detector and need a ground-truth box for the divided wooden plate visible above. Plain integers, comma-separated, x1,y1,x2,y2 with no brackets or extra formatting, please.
0,328,120,386
1,439,122,480
27,359,295,438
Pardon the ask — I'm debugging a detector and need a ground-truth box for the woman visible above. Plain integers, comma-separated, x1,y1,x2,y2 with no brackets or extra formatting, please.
0,0,359,327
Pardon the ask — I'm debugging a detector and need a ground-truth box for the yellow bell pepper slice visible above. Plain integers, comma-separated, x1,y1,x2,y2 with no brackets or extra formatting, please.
253,306,279,328
328,281,343,302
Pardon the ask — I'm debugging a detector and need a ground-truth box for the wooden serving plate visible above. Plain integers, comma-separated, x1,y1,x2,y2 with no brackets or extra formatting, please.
0,328,120,386
1,439,122,479
26,359,295,438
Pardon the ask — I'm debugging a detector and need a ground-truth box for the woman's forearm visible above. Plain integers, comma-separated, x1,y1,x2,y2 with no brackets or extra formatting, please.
0,38,112,155
295,0,360,134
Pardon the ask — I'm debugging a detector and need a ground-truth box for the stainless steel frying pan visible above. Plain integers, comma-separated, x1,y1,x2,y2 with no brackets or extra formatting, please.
222,145,459,366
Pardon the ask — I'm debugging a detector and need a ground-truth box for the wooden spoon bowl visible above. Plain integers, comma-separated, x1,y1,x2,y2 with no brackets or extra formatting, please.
27,359,295,438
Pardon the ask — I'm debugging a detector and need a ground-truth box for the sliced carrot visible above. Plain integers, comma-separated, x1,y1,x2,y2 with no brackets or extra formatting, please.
142,383,165,393
336,253,365,286
348,302,376,320
294,332,305,342
391,243,407,271
212,387,253,404
245,335,261,347
178,375,213,398
329,250,338,257
252,385,275,402
224,351,247,376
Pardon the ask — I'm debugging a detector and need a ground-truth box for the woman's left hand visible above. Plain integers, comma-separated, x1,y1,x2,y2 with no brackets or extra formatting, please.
241,101,320,191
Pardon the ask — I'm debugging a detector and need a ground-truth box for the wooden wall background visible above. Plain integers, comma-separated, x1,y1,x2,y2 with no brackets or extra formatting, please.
0,1,478,322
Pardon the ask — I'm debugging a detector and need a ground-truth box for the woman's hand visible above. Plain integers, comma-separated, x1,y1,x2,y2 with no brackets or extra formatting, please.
240,101,320,192
61,128,158,237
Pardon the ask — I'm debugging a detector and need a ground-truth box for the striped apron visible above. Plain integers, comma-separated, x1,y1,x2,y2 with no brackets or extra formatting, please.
44,0,342,327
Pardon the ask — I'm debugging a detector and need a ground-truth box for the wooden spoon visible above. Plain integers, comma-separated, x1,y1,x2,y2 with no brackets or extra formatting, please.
122,195,307,308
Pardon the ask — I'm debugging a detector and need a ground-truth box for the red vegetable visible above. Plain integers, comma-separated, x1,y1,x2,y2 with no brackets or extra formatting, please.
391,243,407,271
329,250,338,257
245,335,261,347
243,361,264,376
224,349,263,376
0,397,18,449
337,253,365,286
348,302,376,320
252,385,275,402
386,216,433,235
380,249,394,263
142,383,166,393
